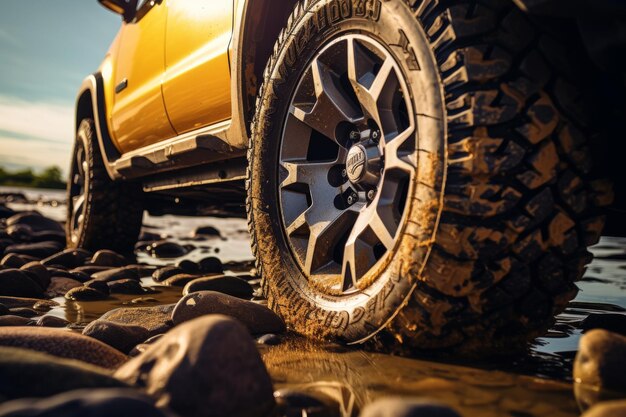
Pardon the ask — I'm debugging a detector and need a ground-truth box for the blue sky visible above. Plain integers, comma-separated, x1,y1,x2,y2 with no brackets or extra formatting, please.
0,1,120,174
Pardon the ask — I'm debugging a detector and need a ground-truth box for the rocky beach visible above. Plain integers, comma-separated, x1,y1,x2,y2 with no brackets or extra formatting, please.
0,186,625,417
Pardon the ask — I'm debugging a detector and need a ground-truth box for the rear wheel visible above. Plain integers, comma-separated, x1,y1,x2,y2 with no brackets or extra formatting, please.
247,0,612,353
66,119,143,255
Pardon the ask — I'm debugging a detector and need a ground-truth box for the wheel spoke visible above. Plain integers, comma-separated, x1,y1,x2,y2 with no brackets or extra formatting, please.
383,126,417,174
281,160,337,188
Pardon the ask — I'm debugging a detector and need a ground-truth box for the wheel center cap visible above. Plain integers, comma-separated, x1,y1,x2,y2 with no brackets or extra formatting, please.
346,145,367,183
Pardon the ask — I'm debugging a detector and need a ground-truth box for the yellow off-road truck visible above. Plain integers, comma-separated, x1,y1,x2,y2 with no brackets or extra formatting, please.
68,0,624,353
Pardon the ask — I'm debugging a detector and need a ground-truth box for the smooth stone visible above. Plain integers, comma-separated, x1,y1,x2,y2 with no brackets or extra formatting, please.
0,296,57,309
92,267,140,283
0,303,8,315
6,212,64,233
115,315,274,417
582,400,626,417
4,241,64,259
22,229,66,244
65,286,109,302
581,313,626,337
45,277,83,298
359,398,462,417
125,264,157,278
41,248,92,269
8,308,39,318
162,273,197,287
0,388,168,417
36,315,69,328
20,262,50,289
100,304,175,334
147,241,188,259
176,259,199,274
71,265,110,276
0,205,15,219
256,333,282,346
0,347,128,401
274,388,340,417
1,254,26,268
198,256,223,273
84,279,110,294
172,291,286,334
152,266,183,283
128,334,164,357
183,275,253,299
83,320,151,354
89,249,127,267
5,224,32,242
47,268,90,283
0,269,44,298
0,316,33,326
575,330,626,396
108,279,147,295
193,225,221,237
0,326,128,369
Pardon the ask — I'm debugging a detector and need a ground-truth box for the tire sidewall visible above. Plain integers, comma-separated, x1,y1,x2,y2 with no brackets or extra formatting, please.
250,0,447,341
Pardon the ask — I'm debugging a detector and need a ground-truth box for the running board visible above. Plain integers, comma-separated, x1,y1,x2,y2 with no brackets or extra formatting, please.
112,120,245,179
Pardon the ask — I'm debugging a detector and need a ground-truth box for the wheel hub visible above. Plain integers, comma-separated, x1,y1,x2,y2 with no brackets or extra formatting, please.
346,138,381,188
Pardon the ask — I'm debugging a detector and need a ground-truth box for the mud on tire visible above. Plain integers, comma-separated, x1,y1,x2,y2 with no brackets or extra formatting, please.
247,0,613,353
66,119,144,256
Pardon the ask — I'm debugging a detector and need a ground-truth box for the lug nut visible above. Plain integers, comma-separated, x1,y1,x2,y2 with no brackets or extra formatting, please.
346,192,358,205
367,189,376,201
371,130,381,142
341,169,347,178
349,130,360,142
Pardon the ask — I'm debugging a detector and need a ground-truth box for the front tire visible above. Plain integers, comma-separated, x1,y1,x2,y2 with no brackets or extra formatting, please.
247,0,612,353
66,119,144,255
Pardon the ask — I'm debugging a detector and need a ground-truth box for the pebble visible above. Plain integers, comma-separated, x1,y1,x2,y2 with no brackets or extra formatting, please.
115,315,275,417
172,291,286,334
20,262,50,290
84,279,110,294
92,267,140,282
194,225,221,237
152,266,184,282
83,320,151,354
0,296,57,310
6,212,64,234
0,269,44,298
41,248,92,269
147,241,188,258
0,205,15,219
574,329,626,393
0,347,128,401
45,277,83,298
8,307,39,318
0,303,8,315
0,326,128,369
108,279,147,295
176,259,200,274
71,265,110,276
359,398,462,417
88,249,127,267
198,256,224,274
0,388,168,417
183,275,253,299
0,315,33,327
162,273,197,287
4,241,64,259
100,304,175,334
582,400,626,417
65,286,109,302
36,316,69,328
1,254,26,268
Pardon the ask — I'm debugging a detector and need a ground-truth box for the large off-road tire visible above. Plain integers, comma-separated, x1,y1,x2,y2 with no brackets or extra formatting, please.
66,119,144,255
247,0,613,353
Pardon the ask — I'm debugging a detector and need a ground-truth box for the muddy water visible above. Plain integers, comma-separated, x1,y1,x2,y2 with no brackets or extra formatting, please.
4,186,626,416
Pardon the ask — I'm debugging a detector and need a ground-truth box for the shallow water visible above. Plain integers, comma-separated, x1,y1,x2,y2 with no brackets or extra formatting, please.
3,186,625,416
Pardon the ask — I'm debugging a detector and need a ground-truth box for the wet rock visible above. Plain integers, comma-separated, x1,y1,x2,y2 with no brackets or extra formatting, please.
0,303,8,315
20,262,50,289
274,388,340,417
256,333,282,346
0,315,33,326
172,291,286,334
65,286,109,302
0,296,57,310
71,265,110,276
4,241,64,259
152,266,183,283
0,347,128,401
1,254,26,268
126,264,156,278
100,304,174,334
0,269,44,298
89,249,127,267
36,315,69,328
6,212,64,234
92,266,140,282
0,239,14,253
147,241,188,258
194,225,221,237
183,275,253,299
162,273,197,287
83,320,151,354
128,334,164,357
582,400,626,417
115,315,274,417
0,388,168,417
47,267,90,283
176,259,199,274
574,330,626,393
45,277,83,298
581,313,626,337
5,224,33,242
359,398,461,417
8,307,39,318
0,326,128,369
0,205,15,219
84,279,110,294
42,248,92,269
198,256,223,274
138,230,161,241
108,279,147,295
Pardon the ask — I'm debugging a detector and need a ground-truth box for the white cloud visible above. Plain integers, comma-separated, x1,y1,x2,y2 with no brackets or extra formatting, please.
0,95,74,143
0,135,71,175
